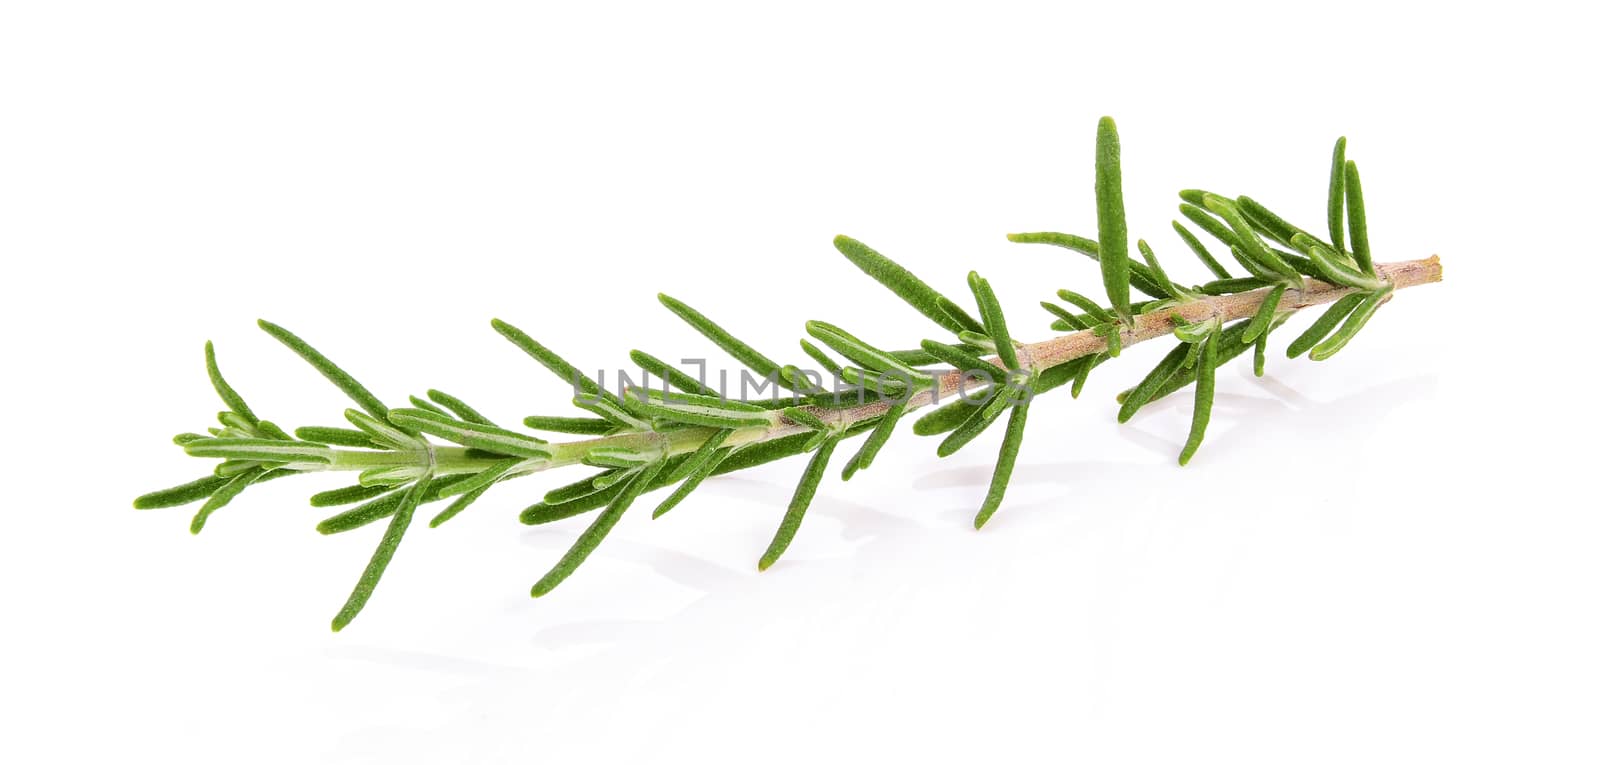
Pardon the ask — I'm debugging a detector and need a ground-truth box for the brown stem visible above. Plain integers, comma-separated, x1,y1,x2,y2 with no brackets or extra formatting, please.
540,256,1443,468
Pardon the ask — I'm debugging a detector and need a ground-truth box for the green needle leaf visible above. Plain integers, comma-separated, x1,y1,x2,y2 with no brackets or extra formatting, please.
436,458,521,498
345,408,421,449
359,466,426,487
407,396,448,416
1200,196,1303,287
258,320,388,419
318,489,402,534
1236,196,1322,250
920,339,1005,380
629,349,717,397
491,318,621,406
1039,302,1091,331
1172,221,1231,279
658,294,793,388
190,466,266,534
1095,322,1123,358
310,484,390,508
781,406,831,432
426,389,496,427
184,438,333,464
1328,137,1348,253
204,341,257,424
1006,232,1171,300
1344,159,1375,276
133,475,229,509
1118,342,1189,423
1178,334,1217,466
429,481,494,528
653,430,734,519
1070,352,1101,397
1294,234,1386,291
387,408,552,459
1309,287,1390,361
1253,328,1269,377
758,437,839,571
833,234,984,335
316,474,476,534
331,475,430,631
1179,203,1243,252
798,339,845,379
806,321,933,384
1094,116,1134,324
967,272,1019,370
1286,293,1366,358
543,473,611,505
912,397,984,436
938,397,1007,457
842,402,907,480
1242,285,1286,344
294,426,381,449
521,415,616,435
1006,231,1098,254
1198,276,1271,295
973,402,1028,529
626,388,777,430
1055,289,1114,324
531,459,669,597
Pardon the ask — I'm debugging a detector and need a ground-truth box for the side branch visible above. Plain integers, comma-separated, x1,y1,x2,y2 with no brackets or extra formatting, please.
541,256,1443,467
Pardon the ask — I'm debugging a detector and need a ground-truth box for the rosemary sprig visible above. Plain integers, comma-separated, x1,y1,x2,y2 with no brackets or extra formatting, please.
134,118,1444,630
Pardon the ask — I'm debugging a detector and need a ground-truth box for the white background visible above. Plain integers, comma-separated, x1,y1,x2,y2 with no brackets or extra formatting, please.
3,2,1597,763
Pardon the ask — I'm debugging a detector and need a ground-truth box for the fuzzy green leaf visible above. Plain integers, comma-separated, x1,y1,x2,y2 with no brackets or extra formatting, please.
1094,116,1134,323
1309,288,1390,361
626,388,777,430
330,475,430,631
1178,335,1217,466
833,234,984,335
1294,234,1386,291
387,408,552,460
294,426,381,449
629,349,717,397
920,339,1005,379
436,458,521,499
1242,285,1286,344
973,402,1028,529
1199,196,1303,286
1055,289,1114,324
658,294,793,388
204,341,257,424
426,389,496,427
1118,342,1190,423
429,482,494,528
758,437,838,570
1007,231,1172,300
806,321,933,384
491,318,620,405
184,438,333,464
258,320,388,419
967,272,1019,370
1171,220,1231,280
1344,159,1375,276
133,475,230,510
1328,137,1348,253
531,459,668,597
521,415,615,435
310,484,390,508
1286,293,1366,358
938,396,1007,457
842,402,907,480
189,466,266,534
